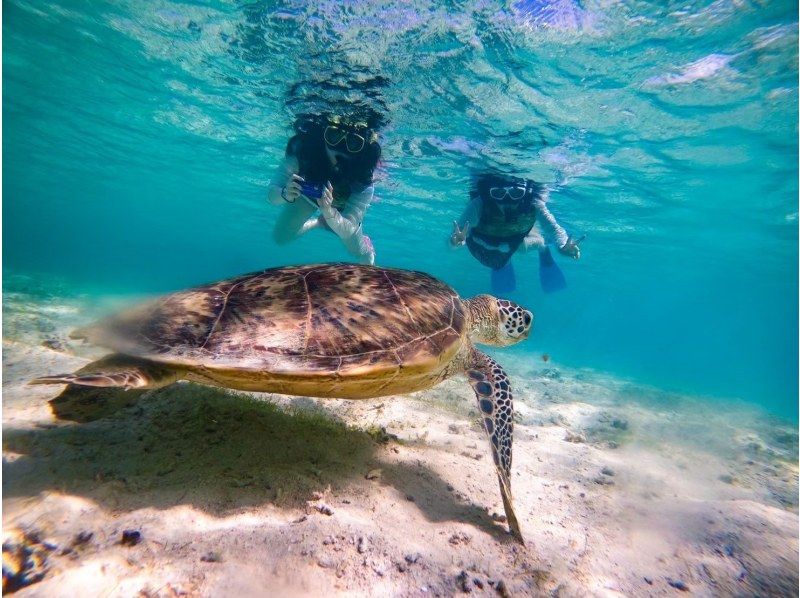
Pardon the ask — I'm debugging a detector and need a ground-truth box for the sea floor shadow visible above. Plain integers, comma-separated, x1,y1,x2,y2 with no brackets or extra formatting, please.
5,383,506,540
379,461,512,541
5,384,377,513
48,384,148,423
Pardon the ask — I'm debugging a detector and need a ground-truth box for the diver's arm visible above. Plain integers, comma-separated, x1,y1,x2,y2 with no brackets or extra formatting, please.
319,183,373,238
450,198,481,247
341,230,376,265
267,155,301,205
534,193,569,248
535,193,581,259
320,186,377,265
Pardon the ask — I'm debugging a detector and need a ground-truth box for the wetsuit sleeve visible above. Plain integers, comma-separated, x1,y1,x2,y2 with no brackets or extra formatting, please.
321,184,373,238
267,155,300,205
535,193,569,248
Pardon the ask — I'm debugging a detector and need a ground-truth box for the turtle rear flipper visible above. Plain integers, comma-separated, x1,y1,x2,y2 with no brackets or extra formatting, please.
30,356,180,390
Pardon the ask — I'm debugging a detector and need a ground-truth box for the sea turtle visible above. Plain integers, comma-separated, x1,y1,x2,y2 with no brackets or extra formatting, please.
32,264,533,541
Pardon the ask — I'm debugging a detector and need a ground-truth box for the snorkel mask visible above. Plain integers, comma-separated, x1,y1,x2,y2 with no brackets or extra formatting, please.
486,177,531,203
323,115,378,154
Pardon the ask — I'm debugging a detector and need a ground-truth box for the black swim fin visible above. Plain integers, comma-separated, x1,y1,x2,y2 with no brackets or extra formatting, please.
539,246,567,293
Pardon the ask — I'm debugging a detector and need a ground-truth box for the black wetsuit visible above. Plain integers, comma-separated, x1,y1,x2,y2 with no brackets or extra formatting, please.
466,195,540,270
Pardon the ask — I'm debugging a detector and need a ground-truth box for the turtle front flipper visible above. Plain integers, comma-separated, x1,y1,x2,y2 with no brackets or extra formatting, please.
30,355,181,390
466,350,524,544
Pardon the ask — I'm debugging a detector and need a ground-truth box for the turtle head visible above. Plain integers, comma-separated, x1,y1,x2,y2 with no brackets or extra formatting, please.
465,295,533,346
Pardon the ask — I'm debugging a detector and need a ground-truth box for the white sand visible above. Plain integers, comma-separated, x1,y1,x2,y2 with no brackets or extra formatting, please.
2,291,797,597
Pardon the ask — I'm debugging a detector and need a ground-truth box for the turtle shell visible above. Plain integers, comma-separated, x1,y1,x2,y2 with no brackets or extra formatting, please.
75,264,468,381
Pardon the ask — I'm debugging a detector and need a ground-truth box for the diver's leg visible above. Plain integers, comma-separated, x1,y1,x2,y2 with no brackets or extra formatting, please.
522,225,545,252
273,202,317,245
299,215,326,235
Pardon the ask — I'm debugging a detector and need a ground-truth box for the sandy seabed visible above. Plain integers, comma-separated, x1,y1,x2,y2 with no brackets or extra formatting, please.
2,287,798,597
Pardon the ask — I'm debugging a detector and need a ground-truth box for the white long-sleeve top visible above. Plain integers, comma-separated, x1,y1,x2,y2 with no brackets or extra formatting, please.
455,189,569,249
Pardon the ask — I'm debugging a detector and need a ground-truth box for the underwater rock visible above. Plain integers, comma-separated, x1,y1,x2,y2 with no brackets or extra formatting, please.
456,570,472,592
200,551,222,563
564,431,585,443
366,425,397,444
494,579,511,597
317,557,336,569
120,530,142,546
667,578,689,591
491,512,508,523
375,565,389,577
449,532,471,546
40,338,65,352
2,529,52,593
593,476,615,486
71,531,93,547
365,468,382,480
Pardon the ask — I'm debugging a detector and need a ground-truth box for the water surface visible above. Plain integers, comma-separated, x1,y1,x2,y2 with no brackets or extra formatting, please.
4,0,798,418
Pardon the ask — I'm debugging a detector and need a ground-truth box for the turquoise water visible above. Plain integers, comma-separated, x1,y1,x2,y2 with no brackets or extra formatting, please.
4,1,798,419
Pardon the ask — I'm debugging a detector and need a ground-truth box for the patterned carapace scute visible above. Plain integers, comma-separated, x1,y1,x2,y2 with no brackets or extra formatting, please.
74,264,467,373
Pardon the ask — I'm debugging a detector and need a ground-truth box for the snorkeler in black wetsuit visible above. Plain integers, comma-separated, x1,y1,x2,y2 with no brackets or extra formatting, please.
267,114,381,264
449,172,581,291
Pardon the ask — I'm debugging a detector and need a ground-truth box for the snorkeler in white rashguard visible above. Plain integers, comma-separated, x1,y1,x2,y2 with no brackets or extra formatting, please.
267,114,379,265
449,172,581,292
